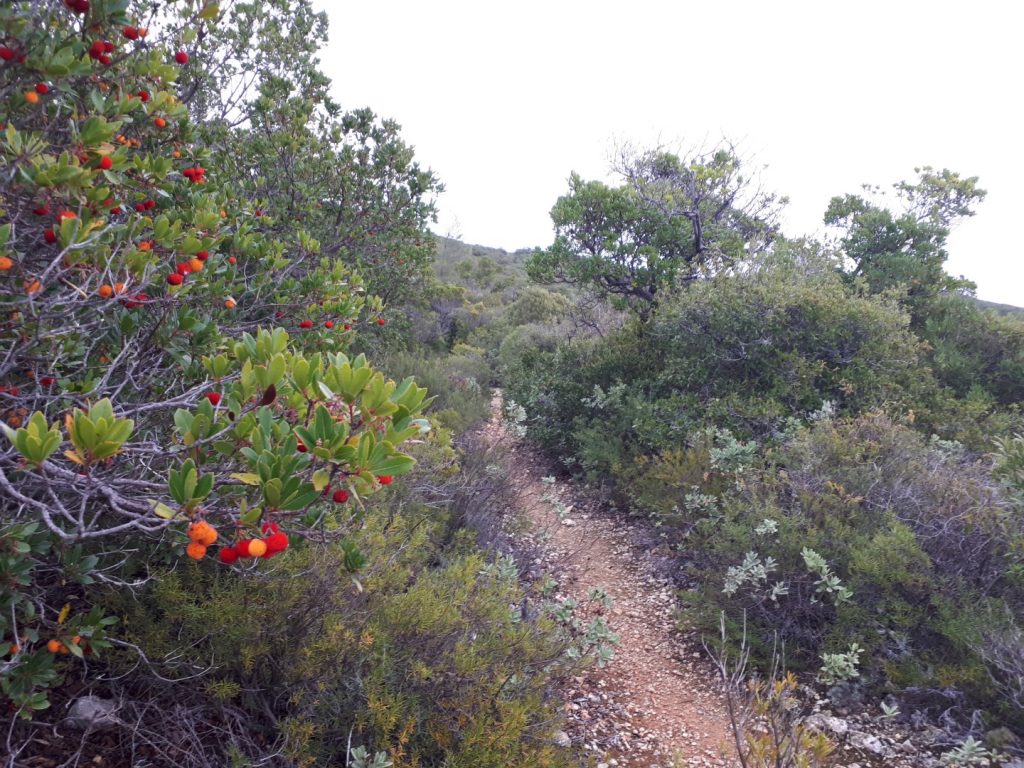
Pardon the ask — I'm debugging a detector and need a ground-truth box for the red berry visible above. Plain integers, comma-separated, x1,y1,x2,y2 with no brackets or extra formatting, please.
58,210,76,220
34,83,49,95
99,54,111,65
74,0,90,12
332,489,350,504
33,204,49,216
205,392,221,406
299,319,313,329
196,250,208,261
137,89,150,102
218,547,238,564
265,531,289,553
174,51,189,64
110,206,121,214
145,199,156,210
377,475,393,485
377,318,386,326
235,540,252,557
166,273,184,286
324,320,334,329
89,40,105,59
123,26,139,40
44,229,57,244
261,521,281,535
296,440,308,453
228,256,236,264
176,263,191,276
343,323,351,330
103,41,114,53
39,377,56,387
0,47,14,62
98,155,112,170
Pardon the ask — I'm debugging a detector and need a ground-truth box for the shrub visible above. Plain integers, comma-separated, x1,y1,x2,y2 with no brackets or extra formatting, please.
0,0,429,739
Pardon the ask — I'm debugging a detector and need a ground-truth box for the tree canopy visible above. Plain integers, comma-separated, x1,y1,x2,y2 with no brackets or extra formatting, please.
527,145,783,320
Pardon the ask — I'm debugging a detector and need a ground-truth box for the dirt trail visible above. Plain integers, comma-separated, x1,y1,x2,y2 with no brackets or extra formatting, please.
486,393,738,768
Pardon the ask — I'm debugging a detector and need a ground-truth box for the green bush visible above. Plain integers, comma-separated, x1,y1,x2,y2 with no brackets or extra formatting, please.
505,261,934,471
680,413,1021,718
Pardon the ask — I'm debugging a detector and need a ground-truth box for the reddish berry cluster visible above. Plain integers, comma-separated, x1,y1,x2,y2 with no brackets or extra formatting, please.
64,0,90,13
134,198,156,213
87,39,114,66
183,166,206,183
122,292,148,309
218,522,289,564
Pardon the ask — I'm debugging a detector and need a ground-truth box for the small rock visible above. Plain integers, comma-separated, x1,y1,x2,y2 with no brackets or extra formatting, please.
848,730,887,755
805,713,850,737
64,696,120,731
552,730,571,748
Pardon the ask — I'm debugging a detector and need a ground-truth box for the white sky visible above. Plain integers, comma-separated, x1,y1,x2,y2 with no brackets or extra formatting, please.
312,0,1023,305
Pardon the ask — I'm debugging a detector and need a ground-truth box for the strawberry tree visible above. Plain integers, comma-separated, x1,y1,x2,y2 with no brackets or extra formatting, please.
0,0,430,719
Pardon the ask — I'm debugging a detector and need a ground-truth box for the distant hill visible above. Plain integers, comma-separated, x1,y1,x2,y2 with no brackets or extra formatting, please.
974,297,1024,319
432,236,533,289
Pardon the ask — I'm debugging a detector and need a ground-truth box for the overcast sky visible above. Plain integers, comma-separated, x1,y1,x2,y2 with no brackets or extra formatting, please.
311,0,1023,305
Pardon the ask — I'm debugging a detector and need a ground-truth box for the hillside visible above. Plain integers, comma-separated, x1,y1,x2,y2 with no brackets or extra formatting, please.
3,3,1024,768
975,296,1024,318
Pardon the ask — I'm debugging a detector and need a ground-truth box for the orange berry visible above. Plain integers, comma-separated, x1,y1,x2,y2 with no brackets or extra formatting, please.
70,635,81,645
47,639,61,654
8,643,19,655
25,91,39,104
0,256,12,271
138,27,148,37
154,117,166,129
188,521,218,546
114,281,126,294
224,298,236,309
25,279,41,295
188,258,203,272
186,541,207,560
98,284,114,299
58,643,70,655
247,539,267,558
172,149,181,159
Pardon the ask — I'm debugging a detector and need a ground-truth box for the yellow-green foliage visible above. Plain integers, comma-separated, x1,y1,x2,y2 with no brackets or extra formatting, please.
94,432,571,767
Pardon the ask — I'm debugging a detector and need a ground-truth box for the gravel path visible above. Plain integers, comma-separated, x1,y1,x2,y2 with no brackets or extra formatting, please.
486,393,739,768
